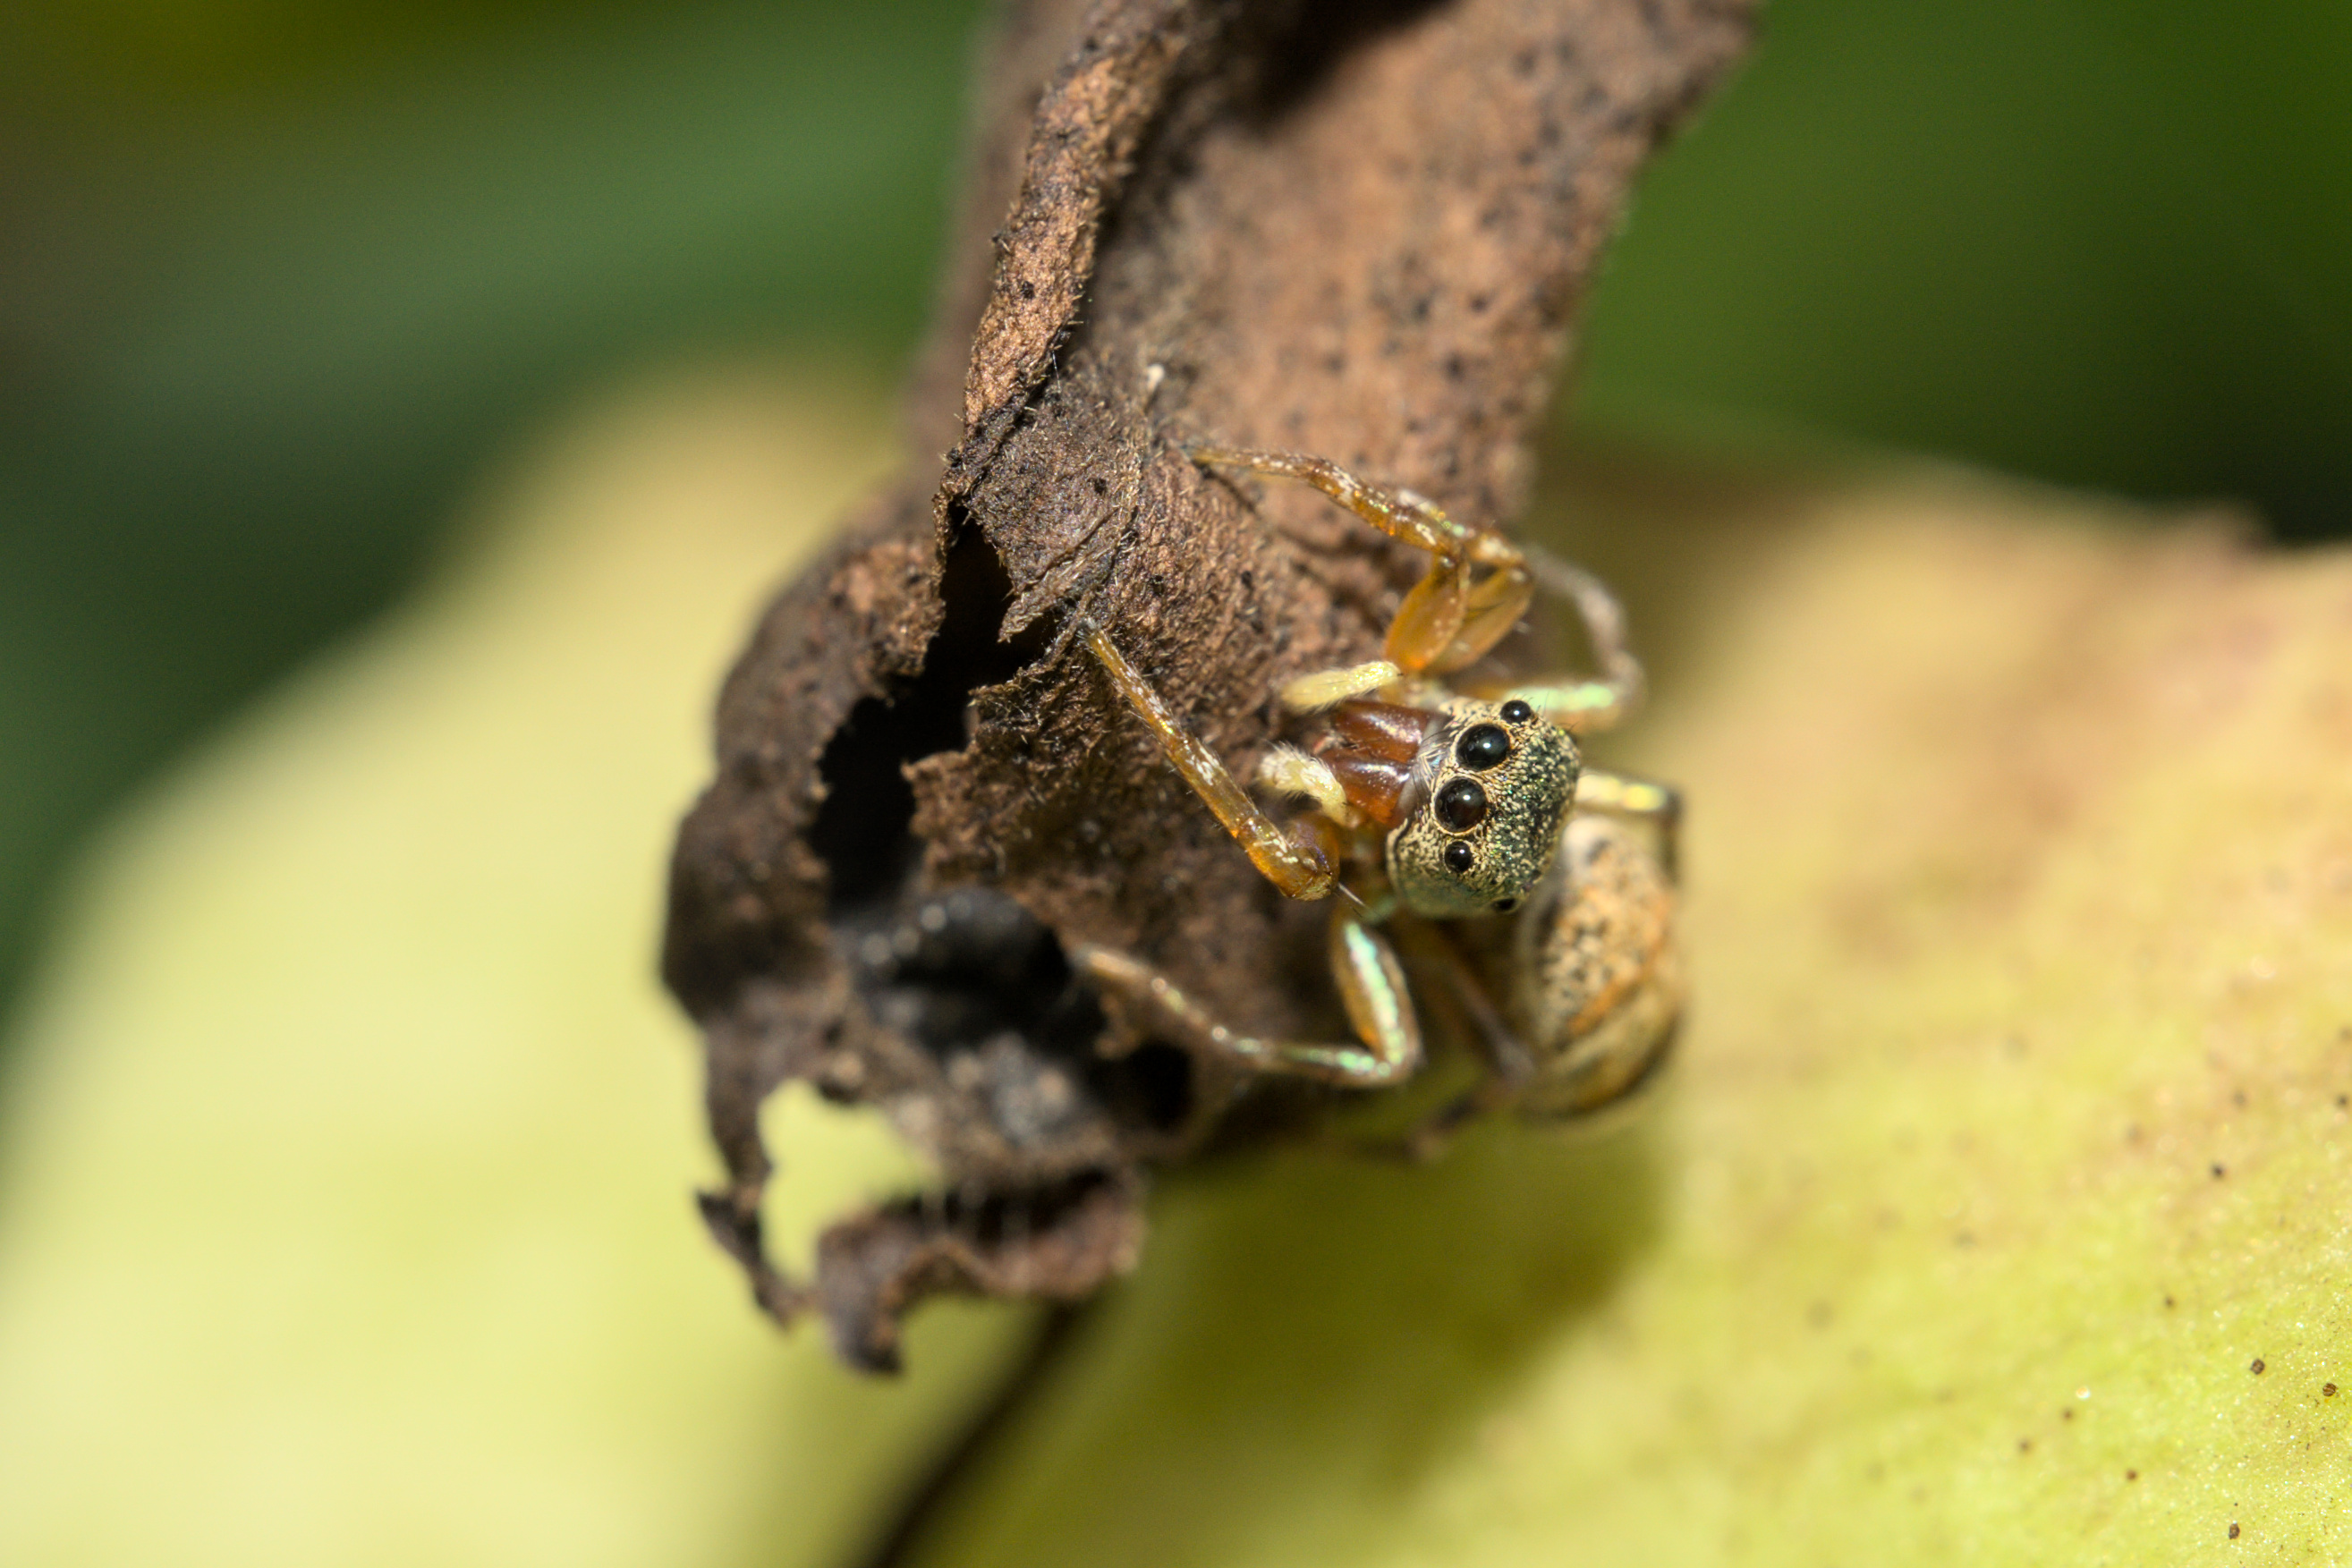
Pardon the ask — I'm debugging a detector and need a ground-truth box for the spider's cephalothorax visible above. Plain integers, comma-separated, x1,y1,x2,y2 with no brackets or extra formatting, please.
1383,699,1579,919
1075,447,1682,1138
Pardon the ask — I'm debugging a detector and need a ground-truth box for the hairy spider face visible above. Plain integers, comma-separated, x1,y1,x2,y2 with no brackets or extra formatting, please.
1386,697,1579,919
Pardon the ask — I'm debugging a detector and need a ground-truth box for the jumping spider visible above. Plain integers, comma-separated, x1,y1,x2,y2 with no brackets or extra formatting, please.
1075,446,1681,1131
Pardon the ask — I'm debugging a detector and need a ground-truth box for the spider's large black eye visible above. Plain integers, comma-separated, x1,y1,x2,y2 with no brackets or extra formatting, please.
1499,699,1535,725
1442,841,1475,874
1435,777,1489,831
1456,723,1510,769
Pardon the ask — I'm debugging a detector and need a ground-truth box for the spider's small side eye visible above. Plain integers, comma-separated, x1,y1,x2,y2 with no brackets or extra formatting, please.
1492,897,1519,913
1456,723,1511,768
1442,841,1475,874
1499,699,1534,725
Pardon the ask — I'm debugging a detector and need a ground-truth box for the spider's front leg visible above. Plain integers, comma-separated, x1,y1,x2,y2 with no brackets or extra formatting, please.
1188,447,1534,677
1074,899,1424,1089
1078,624,1424,1089
1083,623,1339,902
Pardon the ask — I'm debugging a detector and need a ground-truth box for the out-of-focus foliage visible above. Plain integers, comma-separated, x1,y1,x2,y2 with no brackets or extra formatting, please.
0,0,985,1023
1576,0,2352,545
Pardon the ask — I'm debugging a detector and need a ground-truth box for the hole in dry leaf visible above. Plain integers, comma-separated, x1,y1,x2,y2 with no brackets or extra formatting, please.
811,524,1052,914
809,521,1195,1136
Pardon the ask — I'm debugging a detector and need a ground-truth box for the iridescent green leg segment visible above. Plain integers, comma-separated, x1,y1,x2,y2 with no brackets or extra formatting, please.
1074,903,1423,1088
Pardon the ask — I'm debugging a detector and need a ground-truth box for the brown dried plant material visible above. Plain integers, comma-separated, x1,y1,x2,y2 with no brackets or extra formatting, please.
662,0,1753,1369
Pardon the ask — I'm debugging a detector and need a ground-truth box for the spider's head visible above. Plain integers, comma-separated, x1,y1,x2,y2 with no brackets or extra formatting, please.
1386,697,1578,920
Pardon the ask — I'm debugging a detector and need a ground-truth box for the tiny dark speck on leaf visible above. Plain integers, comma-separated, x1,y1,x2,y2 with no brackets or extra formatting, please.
2061,1408,2074,1420
2251,1358,2266,1374
2212,1163,2227,1179
2164,1294,2177,1309
2229,1522,2241,1540
2324,1383,2338,1396
2126,1469,2139,1481
2336,1093,2348,1109
2233,1089,2246,1108
2017,1437,2032,1453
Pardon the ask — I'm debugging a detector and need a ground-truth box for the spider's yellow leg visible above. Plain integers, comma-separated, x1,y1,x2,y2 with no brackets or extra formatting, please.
1188,446,1468,557
1427,559,1536,674
1189,445,1522,675
1083,624,1337,901
1074,902,1423,1089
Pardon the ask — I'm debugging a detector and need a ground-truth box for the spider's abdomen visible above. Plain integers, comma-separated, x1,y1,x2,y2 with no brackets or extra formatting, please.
1507,814,1682,1117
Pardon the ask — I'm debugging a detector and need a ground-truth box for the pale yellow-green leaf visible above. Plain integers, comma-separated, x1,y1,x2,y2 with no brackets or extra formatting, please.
1,362,2347,1567
0,366,1037,1568
909,479,2352,1566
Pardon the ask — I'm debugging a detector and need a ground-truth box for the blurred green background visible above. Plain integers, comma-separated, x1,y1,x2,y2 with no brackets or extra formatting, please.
0,0,2347,1035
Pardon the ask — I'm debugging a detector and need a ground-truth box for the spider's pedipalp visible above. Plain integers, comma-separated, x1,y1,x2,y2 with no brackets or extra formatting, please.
1279,660,1401,712
1257,743,1352,824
